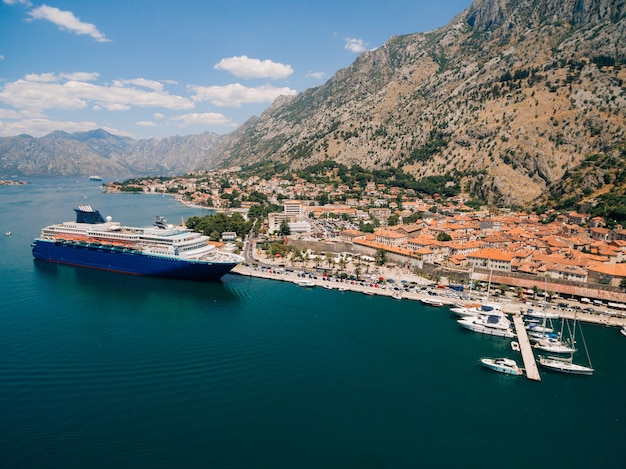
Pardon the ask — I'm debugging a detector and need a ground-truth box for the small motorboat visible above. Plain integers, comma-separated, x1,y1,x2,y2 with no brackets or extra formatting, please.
420,297,443,307
510,341,520,352
480,358,523,376
294,279,315,287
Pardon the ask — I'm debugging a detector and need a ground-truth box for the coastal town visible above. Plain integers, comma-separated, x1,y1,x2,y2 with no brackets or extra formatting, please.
105,168,626,326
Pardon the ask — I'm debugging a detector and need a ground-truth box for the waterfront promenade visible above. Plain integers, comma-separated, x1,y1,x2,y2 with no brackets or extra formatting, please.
233,263,626,328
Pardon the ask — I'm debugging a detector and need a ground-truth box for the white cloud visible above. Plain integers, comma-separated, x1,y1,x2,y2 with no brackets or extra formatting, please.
136,121,156,127
189,83,296,107
214,55,293,80
28,5,110,43
24,72,58,82
0,72,195,112
306,71,327,80
0,54,4,60
153,112,165,120
0,108,21,119
3,0,33,5
170,112,235,127
344,37,368,53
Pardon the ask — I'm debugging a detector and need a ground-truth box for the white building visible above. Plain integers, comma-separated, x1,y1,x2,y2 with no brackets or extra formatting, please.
283,200,303,216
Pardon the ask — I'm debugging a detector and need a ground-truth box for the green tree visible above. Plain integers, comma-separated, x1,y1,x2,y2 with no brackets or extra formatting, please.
359,221,375,233
278,219,291,236
436,232,452,242
375,249,387,266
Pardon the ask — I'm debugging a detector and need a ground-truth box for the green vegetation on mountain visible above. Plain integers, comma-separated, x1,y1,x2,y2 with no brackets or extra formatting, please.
537,142,626,226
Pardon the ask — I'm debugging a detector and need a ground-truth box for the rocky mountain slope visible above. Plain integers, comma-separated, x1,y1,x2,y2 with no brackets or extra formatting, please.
212,0,626,206
0,129,224,178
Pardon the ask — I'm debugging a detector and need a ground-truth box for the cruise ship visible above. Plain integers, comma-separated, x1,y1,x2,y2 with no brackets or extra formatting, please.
32,205,244,281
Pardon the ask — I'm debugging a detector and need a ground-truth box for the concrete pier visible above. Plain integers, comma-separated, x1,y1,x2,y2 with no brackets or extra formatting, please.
512,315,541,381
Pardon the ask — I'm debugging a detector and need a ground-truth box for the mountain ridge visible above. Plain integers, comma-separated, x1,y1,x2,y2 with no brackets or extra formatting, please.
0,129,224,178
210,0,626,206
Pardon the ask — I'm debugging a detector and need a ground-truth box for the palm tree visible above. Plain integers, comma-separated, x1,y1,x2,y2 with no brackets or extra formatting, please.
290,248,302,268
313,249,322,268
375,249,387,266
532,285,539,299
325,252,335,270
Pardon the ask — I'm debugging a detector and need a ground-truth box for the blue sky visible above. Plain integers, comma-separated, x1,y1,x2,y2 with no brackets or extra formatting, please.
0,0,471,139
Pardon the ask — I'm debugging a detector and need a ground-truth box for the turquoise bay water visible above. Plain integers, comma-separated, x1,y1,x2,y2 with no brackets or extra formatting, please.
1,178,625,468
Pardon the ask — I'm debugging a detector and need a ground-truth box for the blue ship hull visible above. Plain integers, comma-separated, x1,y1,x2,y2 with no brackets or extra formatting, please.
32,239,238,281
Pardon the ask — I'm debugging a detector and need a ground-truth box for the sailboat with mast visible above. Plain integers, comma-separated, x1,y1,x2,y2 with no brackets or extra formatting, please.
529,291,576,354
538,312,594,375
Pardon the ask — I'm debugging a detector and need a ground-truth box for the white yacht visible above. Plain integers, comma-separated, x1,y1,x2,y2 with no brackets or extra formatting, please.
537,315,594,376
538,355,594,375
450,302,502,318
524,309,559,320
458,314,516,338
294,279,315,287
420,297,443,307
480,358,523,376
526,323,554,334
533,339,576,354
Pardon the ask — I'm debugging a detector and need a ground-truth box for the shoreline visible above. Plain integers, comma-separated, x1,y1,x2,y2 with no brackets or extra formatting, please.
232,263,626,329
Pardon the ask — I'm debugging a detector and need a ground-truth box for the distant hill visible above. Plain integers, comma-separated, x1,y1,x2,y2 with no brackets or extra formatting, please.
0,129,224,178
209,0,626,206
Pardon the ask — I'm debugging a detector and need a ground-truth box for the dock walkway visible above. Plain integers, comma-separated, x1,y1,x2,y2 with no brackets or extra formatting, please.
512,315,541,381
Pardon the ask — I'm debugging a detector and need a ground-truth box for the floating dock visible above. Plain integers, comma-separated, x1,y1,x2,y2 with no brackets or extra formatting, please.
512,315,541,381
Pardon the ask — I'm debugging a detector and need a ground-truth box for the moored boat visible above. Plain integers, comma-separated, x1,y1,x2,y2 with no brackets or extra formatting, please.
538,355,594,375
31,205,244,281
294,279,315,287
480,357,523,376
533,340,576,354
458,314,516,338
524,309,559,320
420,297,443,307
450,302,502,318
537,314,594,375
